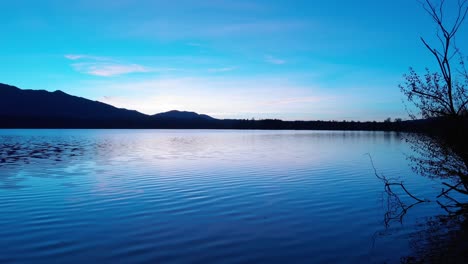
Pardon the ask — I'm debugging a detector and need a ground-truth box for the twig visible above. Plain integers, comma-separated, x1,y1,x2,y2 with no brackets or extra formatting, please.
366,153,426,203
442,193,463,206
442,182,468,195
437,181,464,197
389,182,427,202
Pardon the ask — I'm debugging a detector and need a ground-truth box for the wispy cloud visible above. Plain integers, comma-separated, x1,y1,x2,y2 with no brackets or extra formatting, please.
65,54,153,77
207,67,237,73
65,54,109,61
265,55,285,65
263,96,325,106
65,54,85,60
71,62,152,77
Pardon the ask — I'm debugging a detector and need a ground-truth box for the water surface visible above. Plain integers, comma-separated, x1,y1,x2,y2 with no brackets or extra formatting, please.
0,130,450,263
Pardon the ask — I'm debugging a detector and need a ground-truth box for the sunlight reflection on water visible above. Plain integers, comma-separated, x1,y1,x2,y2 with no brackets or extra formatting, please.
0,129,449,263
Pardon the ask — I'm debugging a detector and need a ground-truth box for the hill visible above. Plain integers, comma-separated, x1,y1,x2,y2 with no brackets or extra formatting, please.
153,110,215,120
0,82,422,131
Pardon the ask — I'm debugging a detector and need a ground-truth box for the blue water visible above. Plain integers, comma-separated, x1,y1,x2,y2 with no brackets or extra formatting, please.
0,130,449,263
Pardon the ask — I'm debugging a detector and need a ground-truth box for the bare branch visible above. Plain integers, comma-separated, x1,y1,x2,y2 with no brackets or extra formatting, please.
442,192,464,206
457,98,468,114
440,0,446,21
385,182,426,202
420,37,450,82
411,88,453,112
450,0,468,36
442,182,468,194
437,181,464,197
367,154,427,203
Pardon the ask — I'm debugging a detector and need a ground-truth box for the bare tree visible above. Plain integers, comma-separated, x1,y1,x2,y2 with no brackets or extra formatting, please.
400,0,468,119
372,4,468,254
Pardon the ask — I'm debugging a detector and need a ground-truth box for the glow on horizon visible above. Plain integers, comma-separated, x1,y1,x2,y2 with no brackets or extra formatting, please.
1,0,467,121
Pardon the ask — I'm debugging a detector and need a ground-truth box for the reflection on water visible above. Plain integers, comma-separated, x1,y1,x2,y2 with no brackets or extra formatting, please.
0,129,461,263
398,129,468,262
402,206,468,263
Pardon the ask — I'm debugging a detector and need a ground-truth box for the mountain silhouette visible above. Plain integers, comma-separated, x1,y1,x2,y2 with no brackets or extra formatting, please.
0,82,422,130
0,83,145,119
153,110,215,120
0,83,220,128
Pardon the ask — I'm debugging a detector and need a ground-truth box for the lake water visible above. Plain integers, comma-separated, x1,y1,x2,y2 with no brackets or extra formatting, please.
0,130,454,263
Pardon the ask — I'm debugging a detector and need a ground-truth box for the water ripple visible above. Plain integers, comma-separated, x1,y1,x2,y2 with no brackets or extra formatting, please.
0,130,445,263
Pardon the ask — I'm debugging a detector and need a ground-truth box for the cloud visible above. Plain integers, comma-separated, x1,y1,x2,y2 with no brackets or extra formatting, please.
65,54,109,61
207,67,237,73
71,62,152,77
263,96,325,106
65,54,153,77
265,55,285,65
65,54,85,60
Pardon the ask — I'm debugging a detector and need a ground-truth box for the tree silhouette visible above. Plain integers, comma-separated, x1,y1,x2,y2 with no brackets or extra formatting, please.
375,1,468,232
400,0,468,119
400,0,468,197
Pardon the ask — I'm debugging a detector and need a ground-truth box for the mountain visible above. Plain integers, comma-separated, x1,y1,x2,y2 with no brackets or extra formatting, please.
0,82,421,131
0,83,218,128
0,83,151,128
151,110,219,128
153,110,215,120
0,83,145,119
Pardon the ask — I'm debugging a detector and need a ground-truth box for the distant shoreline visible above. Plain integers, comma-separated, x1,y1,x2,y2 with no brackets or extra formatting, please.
0,115,422,131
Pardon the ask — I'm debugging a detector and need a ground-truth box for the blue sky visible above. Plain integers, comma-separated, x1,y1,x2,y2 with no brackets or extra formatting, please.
1,0,467,120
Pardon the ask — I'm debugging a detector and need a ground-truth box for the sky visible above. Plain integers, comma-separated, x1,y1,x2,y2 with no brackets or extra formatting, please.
1,0,467,121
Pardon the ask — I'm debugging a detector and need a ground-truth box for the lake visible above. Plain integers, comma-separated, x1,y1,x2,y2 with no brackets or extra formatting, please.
0,130,454,263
